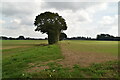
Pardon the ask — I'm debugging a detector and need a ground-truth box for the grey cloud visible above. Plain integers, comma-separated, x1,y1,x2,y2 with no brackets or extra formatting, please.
3,23,18,30
118,2,120,15
20,17,34,26
1,2,40,26
4,26,17,30
42,2,101,11
1,2,118,38
2,2,37,17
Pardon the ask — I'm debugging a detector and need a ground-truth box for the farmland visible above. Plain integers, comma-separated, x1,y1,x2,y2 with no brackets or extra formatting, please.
1,40,119,78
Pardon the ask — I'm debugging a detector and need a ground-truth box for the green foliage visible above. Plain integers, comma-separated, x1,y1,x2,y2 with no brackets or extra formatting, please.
24,61,119,78
2,40,63,78
62,40,118,55
34,11,67,44
2,40,119,78
97,34,114,40
59,32,67,41
34,12,67,32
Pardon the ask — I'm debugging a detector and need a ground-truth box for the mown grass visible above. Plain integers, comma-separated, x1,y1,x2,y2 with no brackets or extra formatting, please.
2,40,47,48
2,40,63,78
2,40,119,78
61,40,118,56
23,61,119,78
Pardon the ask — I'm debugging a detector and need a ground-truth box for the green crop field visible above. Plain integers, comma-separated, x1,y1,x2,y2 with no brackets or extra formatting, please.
1,40,119,78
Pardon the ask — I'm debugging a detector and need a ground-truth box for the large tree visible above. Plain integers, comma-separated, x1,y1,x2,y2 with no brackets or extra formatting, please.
59,33,67,41
34,11,67,44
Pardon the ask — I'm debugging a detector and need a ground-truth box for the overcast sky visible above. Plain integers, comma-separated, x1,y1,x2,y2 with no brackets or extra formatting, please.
0,0,118,38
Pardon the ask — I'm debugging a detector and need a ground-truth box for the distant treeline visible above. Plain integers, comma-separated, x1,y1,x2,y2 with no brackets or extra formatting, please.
0,36,47,40
67,34,120,41
0,34,120,41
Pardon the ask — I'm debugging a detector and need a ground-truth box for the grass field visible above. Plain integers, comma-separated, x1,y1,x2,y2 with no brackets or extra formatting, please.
1,40,119,78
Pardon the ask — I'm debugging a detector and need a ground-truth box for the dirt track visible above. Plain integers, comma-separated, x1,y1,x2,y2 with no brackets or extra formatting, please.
58,43,118,67
26,43,118,72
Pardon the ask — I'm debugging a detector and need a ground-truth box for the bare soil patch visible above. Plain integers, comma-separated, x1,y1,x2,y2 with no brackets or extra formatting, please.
1,43,48,50
26,42,118,73
1,46,30,50
35,44,49,46
27,65,49,73
26,59,63,73
58,43,118,67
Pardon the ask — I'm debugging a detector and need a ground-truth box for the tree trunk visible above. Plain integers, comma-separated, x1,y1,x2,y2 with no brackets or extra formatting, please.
48,30,60,44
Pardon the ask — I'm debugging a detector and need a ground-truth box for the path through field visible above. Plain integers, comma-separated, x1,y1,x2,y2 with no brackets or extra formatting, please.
58,41,118,67
2,40,119,78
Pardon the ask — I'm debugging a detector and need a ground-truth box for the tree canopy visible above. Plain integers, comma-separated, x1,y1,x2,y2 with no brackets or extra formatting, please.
59,33,67,41
34,11,67,44
97,34,114,40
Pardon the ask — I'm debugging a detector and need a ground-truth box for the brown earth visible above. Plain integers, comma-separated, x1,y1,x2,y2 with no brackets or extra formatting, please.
58,43,118,67
1,46,31,50
27,65,49,73
26,59,63,73
26,42,118,72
